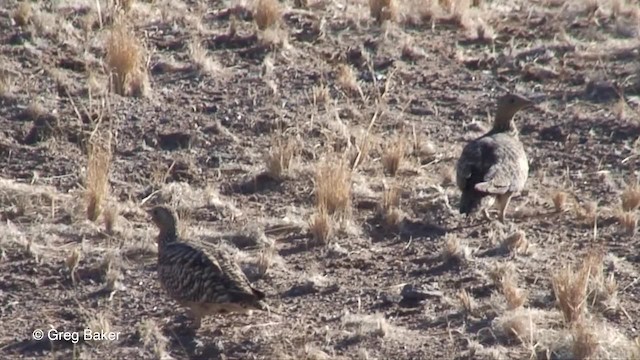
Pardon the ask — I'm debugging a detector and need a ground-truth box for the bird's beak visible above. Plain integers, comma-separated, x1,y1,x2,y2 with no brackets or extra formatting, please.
525,94,546,109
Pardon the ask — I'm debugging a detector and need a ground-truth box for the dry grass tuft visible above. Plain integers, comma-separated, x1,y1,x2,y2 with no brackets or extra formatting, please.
551,252,602,324
440,0,472,27
256,243,276,277
12,2,32,26
500,275,527,310
114,0,135,12
576,200,598,226
265,135,298,180
369,0,398,23
494,309,535,344
311,84,331,107
309,205,333,246
501,230,529,255
105,19,147,96
189,40,221,76
336,64,362,98
615,208,637,235
584,251,618,310
572,321,600,360
551,190,568,213
85,131,113,222
103,204,118,235
621,181,640,211
441,234,471,264
254,0,281,30
85,312,113,347
65,247,82,285
138,318,170,359
314,157,352,220
382,136,407,176
488,261,517,287
456,289,476,315
377,184,404,231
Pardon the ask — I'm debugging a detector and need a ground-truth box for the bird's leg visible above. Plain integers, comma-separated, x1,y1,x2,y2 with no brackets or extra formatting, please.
497,193,513,223
186,307,202,330
482,208,492,221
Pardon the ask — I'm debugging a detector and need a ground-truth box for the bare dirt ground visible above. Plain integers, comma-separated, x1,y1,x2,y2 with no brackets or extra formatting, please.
1,0,640,359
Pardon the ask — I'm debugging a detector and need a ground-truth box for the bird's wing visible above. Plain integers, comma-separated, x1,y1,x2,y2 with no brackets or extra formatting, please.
160,242,256,304
456,136,499,192
473,135,525,195
211,247,265,302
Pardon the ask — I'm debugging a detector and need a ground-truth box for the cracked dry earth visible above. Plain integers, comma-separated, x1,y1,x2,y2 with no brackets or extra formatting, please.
1,0,640,359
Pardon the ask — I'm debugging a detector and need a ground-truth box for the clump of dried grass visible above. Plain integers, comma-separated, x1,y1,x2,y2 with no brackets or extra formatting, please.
583,251,619,311
621,181,640,211
551,252,602,324
65,247,82,285
456,289,476,315
551,190,568,213
114,0,135,12
314,157,352,220
500,275,527,310
13,2,32,26
369,0,398,23
441,234,471,264
309,205,333,246
377,184,404,231
85,131,113,222
189,40,222,76
265,136,298,180
615,208,637,235
255,243,275,277
439,0,472,27
336,64,362,98
381,136,407,176
493,309,535,344
105,19,147,96
311,84,331,107
488,261,517,287
501,230,529,255
138,318,170,359
254,0,281,30
103,204,118,234
576,200,598,226
571,321,600,360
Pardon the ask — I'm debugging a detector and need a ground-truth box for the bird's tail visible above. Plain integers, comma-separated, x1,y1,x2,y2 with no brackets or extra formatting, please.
459,189,484,215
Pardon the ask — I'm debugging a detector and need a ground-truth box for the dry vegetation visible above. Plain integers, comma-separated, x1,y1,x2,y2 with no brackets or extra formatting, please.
1,0,640,359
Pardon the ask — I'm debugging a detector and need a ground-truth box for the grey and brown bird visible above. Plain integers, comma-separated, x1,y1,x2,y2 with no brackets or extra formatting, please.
456,93,535,223
147,205,270,329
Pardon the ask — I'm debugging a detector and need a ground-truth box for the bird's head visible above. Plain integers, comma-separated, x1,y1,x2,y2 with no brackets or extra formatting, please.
496,93,534,114
147,205,178,233
492,93,536,132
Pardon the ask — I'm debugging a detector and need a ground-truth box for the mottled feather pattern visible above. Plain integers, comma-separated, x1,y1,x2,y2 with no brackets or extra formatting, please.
158,241,264,310
455,93,534,221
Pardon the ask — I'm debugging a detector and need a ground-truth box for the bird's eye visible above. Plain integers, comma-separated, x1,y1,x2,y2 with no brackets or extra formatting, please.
509,98,515,103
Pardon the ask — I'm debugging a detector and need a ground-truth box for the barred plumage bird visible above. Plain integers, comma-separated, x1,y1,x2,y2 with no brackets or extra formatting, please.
456,93,535,223
147,205,270,329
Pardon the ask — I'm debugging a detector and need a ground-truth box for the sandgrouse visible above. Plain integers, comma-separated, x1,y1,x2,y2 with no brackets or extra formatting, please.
456,93,534,223
148,205,269,329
